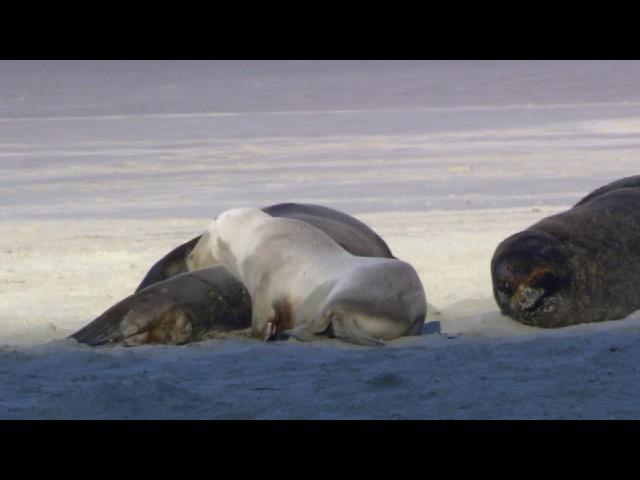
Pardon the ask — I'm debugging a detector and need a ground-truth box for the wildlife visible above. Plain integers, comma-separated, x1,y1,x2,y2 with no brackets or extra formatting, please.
491,175,640,328
71,203,409,346
187,207,426,345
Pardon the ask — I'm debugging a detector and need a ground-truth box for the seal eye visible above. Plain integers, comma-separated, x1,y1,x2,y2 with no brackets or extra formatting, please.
529,271,560,293
499,281,515,295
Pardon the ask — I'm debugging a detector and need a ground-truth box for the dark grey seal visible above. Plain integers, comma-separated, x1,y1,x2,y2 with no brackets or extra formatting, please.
134,203,394,293
70,267,251,346
491,175,640,327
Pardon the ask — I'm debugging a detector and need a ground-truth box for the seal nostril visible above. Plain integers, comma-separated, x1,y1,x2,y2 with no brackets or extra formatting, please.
518,285,545,311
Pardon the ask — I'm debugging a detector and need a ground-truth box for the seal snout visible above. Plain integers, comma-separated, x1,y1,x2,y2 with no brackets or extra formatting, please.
512,284,545,313
495,261,561,318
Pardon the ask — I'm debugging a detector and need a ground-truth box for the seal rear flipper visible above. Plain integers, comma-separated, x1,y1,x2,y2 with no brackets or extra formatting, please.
121,307,193,346
70,290,179,346
328,313,386,347
278,323,327,342
70,321,124,347
77,307,193,347
71,267,251,346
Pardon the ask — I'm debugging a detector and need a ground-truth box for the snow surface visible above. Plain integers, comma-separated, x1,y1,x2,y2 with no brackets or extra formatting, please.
2,60,640,419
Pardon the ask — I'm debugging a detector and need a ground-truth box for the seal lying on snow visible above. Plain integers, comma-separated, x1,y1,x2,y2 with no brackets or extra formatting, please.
71,203,396,346
135,202,394,292
491,175,640,328
70,267,251,346
188,208,426,346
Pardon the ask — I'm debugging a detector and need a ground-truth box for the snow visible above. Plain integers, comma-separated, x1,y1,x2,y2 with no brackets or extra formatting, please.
2,60,640,419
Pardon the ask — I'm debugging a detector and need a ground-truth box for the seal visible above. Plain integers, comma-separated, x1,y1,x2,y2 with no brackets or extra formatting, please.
188,207,426,346
70,266,251,346
491,175,640,328
134,203,393,293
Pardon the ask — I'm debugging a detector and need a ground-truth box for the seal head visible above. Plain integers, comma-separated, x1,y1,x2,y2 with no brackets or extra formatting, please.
491,229,572,327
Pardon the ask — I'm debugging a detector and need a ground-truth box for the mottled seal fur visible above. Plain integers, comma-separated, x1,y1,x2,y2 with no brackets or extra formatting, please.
491,175,640,327
135,203,393,293
70,267,251,346
189,208,426,346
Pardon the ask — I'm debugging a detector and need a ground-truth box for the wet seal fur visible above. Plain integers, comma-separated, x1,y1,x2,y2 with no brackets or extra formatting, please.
70,267,251,346
491,175,640,328
188,208,426,346
135,203,394,293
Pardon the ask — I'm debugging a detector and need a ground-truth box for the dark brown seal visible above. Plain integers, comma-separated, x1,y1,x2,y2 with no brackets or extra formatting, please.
70,267,251,346
491,175,640,327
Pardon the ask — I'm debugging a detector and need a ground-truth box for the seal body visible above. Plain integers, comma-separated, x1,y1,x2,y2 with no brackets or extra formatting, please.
189,208,426,346
491,175,640,327
70,267,251,346
135,237,200,293
134,203,393,293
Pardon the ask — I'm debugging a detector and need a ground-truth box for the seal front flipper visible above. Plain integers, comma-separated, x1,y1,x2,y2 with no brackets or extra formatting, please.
70,266,251,346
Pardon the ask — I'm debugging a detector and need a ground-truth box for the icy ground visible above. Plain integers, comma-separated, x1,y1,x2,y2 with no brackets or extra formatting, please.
2,61,640,419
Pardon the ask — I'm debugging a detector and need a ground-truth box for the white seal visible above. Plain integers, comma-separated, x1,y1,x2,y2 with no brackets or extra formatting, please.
188,208,426,346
